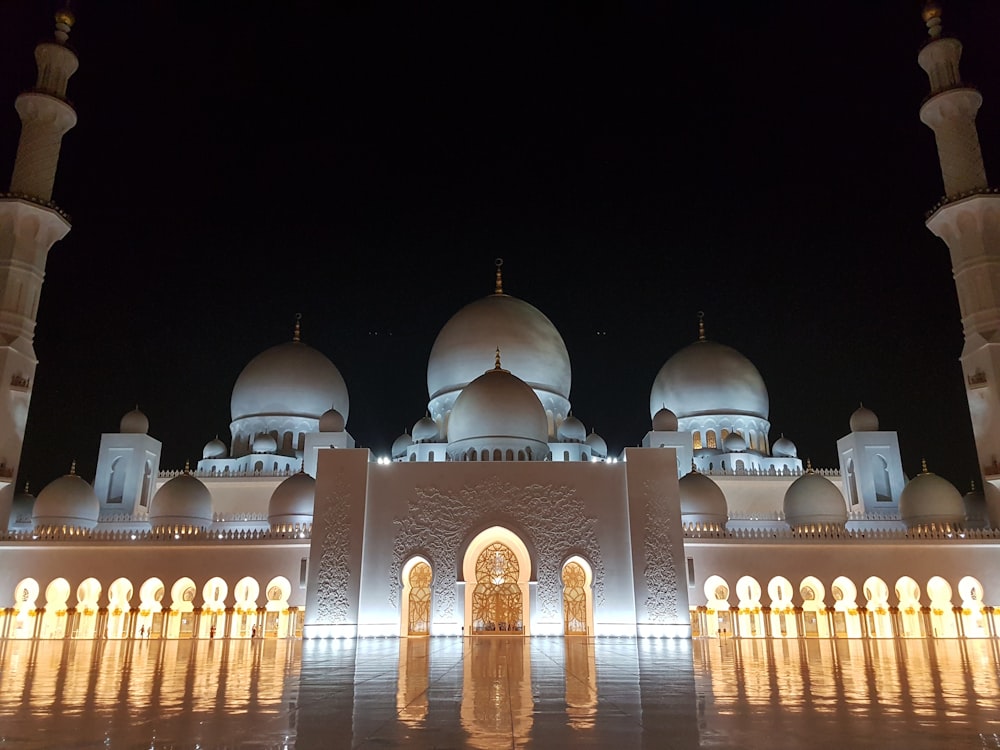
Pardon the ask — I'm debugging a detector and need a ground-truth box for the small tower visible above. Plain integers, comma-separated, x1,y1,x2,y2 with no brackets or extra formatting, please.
918,3,1000,487
92,408,163,519
0,9,79,528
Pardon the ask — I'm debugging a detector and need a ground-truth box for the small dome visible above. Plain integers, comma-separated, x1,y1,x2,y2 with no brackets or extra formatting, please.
772,434,797,458
723,432,747,452
120,407,149,434
392,432,412,458
899,462,965,529
268,471,315,528
557,413,586,442
963,482,988,530
679,470,728,525
252,432,277,454
202,437,228,460
318,407,345,432
447,359,548,456
33,465,100,530
651,406,678,432
412,415,439,442
8,484,35,530
149,471,213,529
783,469,848,530
585,430,608,458
850,404,879,432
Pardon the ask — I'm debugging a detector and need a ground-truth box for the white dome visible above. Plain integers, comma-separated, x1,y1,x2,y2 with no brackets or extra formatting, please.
447,363,548,454
772,434,797,458
318,407,346,432
585,430,608,457
252,432,277,454
783,470,848,529
850,404,879,432
392,432,412,458
231,340,349,424
723,432,747,452
119,407,149,434
149,472,213,529
557,413,586,442
651,406,678,432
412,415,439,442
33,467,99,530
427,293,571,404
679,470,728,525
899,463,965,529
650,339,769,420
963,483,988,529
268,471,315,528
202,437,227,459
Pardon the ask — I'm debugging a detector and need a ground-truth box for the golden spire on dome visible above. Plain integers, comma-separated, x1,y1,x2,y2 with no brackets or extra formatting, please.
54,6,74,44
922,1,943,38
69,460,76,475
697,311,706,341
494,346,502,370
921,458,931,474
494,258,504,295
805,458,813,473
184,460,191,474
293,313,302,343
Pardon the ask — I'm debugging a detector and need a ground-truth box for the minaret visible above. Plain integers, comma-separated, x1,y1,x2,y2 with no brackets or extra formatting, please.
919,3,1000,486
0,9,79,527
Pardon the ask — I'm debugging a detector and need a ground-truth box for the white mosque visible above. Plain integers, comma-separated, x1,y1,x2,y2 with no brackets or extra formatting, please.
1,3,999,644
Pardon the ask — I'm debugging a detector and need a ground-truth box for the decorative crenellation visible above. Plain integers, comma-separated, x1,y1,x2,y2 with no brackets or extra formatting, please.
313,489,352,623
389,476,606,621
642,477,680,622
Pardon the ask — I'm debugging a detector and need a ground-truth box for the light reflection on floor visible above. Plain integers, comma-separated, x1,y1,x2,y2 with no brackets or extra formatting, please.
0,636,998,748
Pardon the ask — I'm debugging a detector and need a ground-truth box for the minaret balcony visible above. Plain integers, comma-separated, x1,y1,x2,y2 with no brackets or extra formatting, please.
0,192,71,222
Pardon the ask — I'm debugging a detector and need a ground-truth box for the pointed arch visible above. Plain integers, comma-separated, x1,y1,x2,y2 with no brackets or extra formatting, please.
462,526,531,635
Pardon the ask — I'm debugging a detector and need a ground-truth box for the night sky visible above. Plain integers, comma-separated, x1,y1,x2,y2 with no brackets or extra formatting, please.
1,0,998,492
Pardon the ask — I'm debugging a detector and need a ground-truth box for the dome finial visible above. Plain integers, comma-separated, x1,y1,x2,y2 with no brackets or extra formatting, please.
697,311,706,341
23,481,29,494
293,313,302,343
805,458,813,473
922,1,943,39
54,5,74,44
69,459,76,475
921,457,930,474
494,258,504,295
495,346,502,370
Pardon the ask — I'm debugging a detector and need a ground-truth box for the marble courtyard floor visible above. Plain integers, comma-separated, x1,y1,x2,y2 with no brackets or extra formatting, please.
0,635,999,748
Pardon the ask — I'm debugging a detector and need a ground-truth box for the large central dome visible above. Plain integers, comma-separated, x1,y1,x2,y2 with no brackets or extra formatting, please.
650,339,769,420
231,340,349,423
427,293,571,403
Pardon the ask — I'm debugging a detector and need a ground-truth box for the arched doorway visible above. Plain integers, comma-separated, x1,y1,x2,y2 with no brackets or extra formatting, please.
463,526,531,635
561,557,593,636
401,557,432,636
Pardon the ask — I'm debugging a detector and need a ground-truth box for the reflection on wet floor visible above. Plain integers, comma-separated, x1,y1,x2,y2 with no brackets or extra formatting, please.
0,636,998,748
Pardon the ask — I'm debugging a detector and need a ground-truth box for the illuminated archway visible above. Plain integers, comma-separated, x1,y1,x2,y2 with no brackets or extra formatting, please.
735,575,764,638
40,577,70,639
401,557,433,637
830,576,862,638
232,576,260,639
265,576,293,638
11,578,39,640
895,576,924,638
704,574,731,638
926,575,958,638
106,577,134,639
166,577,197,639
863,576,893,638
137,577,165,639
75,577,101,639
462,526,531,635
767,575,797,638
561,556,593,636
958,576,988,638
799,576,828,638
200,576,229,639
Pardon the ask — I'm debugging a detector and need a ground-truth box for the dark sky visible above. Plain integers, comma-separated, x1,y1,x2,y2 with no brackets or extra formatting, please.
1,0,998,491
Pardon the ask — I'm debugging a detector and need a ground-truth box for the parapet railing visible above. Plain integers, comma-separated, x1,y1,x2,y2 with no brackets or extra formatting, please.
683,523,1000,541
0,526,312,543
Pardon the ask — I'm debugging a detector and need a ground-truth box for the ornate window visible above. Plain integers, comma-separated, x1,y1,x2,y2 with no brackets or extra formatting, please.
562,561,588,635
472,542,523,633
407,562,432,635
